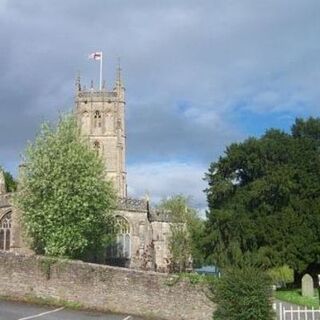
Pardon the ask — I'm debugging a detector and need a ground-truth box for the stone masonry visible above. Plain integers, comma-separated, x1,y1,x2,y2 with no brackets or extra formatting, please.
0,252,214,320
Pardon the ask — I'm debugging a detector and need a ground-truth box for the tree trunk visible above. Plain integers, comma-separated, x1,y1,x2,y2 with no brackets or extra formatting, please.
294,270,303,288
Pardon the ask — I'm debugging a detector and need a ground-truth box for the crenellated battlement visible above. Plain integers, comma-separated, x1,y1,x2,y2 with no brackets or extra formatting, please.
76,90,118,100
117,197,148,212
0,193,174,222
116,197,174,222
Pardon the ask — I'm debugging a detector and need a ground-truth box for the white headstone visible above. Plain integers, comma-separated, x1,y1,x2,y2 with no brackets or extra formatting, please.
302,273,314,297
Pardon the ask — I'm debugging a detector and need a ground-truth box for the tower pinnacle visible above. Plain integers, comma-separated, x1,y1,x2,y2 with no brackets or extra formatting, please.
115,57,123,89
75,72,81,92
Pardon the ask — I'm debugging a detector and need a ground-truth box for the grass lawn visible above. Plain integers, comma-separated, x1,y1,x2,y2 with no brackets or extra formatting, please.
274,288,320,308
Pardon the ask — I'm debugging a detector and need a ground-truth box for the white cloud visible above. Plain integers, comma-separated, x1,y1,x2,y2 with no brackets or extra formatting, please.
127,161,208,215
1,0,320,203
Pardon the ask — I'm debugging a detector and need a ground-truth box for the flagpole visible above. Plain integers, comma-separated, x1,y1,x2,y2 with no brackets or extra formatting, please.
99,52,103,91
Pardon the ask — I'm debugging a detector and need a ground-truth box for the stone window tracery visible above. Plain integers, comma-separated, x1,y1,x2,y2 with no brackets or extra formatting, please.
0,212,11,251
94,110,102,128
107,216,131,259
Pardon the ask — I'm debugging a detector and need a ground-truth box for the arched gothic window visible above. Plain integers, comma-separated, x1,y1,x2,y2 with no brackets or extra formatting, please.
115,216,131,258
0,212,11,251
94,110,102,128
107,216,131,259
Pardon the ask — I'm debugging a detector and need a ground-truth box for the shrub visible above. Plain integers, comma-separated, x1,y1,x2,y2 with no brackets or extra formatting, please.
212,267,274,320
268,265,294,288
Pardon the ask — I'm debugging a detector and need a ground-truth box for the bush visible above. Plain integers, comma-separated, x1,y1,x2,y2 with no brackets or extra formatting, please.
268,265,294,288
212,267,274,320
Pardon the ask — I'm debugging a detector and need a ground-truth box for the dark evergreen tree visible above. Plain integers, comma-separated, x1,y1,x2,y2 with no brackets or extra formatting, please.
204,117,320,284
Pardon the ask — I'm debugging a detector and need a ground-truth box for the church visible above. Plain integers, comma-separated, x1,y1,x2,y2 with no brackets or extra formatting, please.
0,64,174,273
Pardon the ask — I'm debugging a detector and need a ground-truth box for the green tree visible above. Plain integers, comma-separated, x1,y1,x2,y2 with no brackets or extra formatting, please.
204,117,320,283
14,114,116,259
158,195,204,271
268,265,294,288
212,267,274,320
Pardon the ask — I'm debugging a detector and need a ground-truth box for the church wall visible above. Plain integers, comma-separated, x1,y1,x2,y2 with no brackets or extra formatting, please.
0,252,214,320
115,209,152,270
2,192,173,273
0,194,32,255
114,198,174,273
151,221,172,272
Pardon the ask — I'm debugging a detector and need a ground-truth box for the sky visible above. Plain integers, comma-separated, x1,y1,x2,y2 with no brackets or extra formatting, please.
0,0,319,214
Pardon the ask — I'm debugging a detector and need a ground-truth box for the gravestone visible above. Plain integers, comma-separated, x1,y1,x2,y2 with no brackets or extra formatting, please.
302,273,314,297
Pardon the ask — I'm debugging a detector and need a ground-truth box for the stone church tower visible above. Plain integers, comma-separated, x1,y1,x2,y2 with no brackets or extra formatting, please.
1,62,176,273
73,65,174,272
74,66,127,197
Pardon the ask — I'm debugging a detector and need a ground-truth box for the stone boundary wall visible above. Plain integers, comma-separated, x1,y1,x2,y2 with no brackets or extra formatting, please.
0,252,214,320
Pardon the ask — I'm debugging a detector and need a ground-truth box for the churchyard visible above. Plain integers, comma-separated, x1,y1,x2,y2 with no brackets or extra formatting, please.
0,1,319,319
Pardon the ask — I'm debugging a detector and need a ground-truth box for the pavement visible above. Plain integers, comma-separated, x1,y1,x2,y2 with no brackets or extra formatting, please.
0,300,145,320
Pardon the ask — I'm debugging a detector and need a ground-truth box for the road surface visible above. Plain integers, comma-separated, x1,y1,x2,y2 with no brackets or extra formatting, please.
0,300,145,320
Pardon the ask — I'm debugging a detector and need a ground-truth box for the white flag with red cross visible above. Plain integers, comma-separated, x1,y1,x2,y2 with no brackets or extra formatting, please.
88,52,102,61
88,51,103,90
